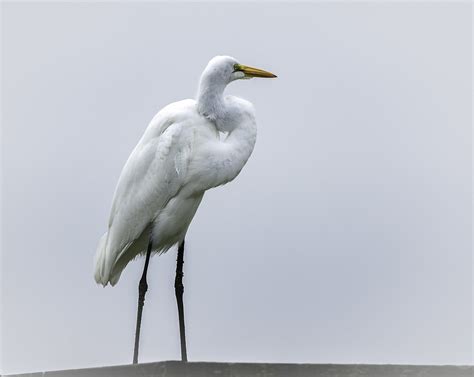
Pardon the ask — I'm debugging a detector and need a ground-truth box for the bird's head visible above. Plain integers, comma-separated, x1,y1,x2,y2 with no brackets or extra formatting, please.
197,56,276,121
201,56,277,87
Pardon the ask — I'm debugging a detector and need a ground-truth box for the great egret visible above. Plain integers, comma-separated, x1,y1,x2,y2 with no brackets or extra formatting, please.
94,55,276,364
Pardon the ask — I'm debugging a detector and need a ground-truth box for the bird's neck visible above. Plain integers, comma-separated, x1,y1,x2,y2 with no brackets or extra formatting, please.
189,101,257,190
196,76,227,121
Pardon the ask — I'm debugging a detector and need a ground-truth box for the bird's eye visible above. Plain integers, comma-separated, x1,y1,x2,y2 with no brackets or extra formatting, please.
233,63,240,72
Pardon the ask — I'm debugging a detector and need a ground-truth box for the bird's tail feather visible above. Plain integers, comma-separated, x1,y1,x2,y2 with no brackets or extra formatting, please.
94,233,110,286
93,226,154,287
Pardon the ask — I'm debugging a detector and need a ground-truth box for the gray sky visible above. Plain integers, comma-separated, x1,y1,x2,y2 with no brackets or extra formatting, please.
1,1,472,374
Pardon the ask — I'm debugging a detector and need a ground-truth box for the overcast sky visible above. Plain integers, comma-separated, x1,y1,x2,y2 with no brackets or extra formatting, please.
1,1,472,374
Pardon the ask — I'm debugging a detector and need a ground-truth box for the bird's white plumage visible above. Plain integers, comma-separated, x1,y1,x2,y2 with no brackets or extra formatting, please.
94,56,260,286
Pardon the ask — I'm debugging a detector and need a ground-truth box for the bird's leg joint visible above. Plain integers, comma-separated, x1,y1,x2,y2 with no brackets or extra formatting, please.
138,276,148,305
174,272,184,294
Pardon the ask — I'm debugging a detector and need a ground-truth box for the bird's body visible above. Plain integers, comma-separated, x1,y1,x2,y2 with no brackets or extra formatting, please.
93,55,275,363
94,95,256,286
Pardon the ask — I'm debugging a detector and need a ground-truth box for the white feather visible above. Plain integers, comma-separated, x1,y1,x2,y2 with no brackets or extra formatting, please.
94,56,262,286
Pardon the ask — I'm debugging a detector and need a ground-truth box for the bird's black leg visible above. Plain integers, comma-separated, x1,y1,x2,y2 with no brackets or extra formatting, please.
175,239,188,362
133,237,153,364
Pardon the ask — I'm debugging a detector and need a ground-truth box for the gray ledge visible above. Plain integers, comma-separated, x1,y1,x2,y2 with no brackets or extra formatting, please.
3,361,472,377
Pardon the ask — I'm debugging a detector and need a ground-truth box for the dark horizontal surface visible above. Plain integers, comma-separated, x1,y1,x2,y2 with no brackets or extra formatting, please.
4,361,472,377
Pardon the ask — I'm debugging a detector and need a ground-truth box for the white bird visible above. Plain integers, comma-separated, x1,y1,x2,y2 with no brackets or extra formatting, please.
94,55,276,364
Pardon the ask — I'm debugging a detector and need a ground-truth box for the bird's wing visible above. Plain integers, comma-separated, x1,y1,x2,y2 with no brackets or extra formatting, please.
96,101,196,284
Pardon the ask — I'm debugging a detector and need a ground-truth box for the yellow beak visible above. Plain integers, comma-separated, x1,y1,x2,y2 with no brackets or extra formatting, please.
235,64,277,78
